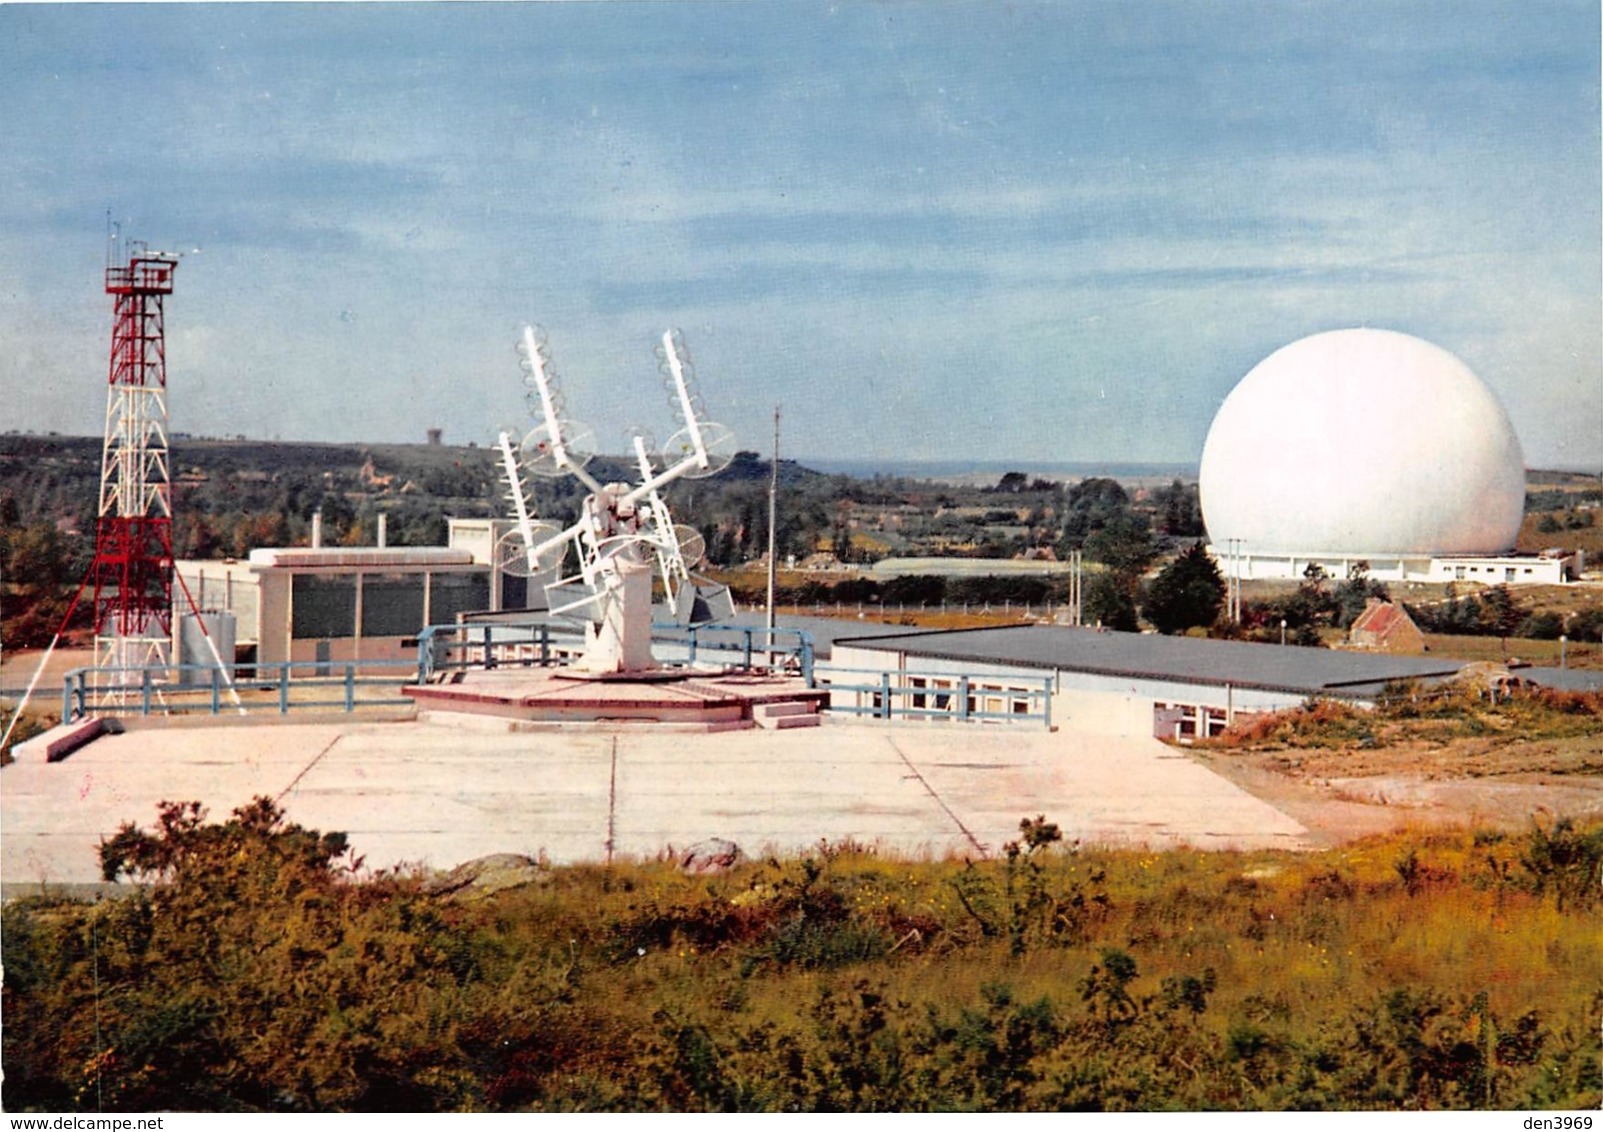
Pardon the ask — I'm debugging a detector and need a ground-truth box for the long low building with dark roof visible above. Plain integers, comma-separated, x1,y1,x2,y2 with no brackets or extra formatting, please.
820,623,1478,740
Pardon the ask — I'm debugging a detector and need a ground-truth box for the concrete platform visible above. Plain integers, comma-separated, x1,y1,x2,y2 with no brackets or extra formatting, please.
0,718,1311,890
404,668,827,727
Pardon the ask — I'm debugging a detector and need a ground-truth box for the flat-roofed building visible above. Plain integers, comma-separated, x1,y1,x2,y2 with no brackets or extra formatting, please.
174,518,556,671
825,623,1471,741
177,546,490,671
1213,548,1582,585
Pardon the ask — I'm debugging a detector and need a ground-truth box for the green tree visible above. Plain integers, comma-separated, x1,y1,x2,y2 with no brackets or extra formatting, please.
1333,562,1390,629
1057,478,1131,553
1567,607,1603,642
1518,611,1565,640
1082,512,1155,577
830,521,854,564
1084,572,1139,632
1477,586,1528,638
174,511,221,559
1143,544,1226,635
1,522,86,648
1152,480,1203,537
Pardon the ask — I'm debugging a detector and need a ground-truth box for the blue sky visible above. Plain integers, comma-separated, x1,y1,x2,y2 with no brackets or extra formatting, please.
2,1,1598,469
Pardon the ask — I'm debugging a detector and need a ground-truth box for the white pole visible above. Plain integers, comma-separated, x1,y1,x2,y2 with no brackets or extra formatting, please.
0,633,65,750
766,405,780,637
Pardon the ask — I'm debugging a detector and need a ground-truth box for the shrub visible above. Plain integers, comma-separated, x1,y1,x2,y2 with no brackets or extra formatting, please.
1520,817,1603,910
6,808,1602,1111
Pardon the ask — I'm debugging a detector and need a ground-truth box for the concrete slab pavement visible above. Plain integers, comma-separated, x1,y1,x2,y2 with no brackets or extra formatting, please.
1,717,1310,889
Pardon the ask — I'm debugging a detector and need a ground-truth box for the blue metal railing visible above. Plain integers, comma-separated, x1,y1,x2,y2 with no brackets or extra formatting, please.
53,630,1048,729
815,665,1054,729
415,622,569,683
669,624,815,684
414,621,815,684
60,660,418,721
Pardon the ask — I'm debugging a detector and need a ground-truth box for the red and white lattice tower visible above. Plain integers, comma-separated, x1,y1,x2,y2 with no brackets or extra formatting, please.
88,246,179,678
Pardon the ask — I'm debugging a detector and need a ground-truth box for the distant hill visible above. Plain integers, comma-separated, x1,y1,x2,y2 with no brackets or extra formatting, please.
803,457,1200,484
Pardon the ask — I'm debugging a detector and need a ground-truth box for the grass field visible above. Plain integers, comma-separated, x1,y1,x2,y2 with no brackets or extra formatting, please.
1518,513,1603,558
1420,633,1602,670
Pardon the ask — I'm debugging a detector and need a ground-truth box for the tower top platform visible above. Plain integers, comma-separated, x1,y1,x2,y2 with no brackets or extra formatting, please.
105,254,177,295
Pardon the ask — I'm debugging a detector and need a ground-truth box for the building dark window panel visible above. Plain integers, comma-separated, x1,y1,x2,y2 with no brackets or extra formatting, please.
291,574,356,639
362,574,427,638
430,573,491,626
500,571,528,612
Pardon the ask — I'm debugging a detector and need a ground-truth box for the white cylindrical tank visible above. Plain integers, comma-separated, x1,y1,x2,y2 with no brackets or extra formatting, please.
1199,329,1526,556
178,610,237,686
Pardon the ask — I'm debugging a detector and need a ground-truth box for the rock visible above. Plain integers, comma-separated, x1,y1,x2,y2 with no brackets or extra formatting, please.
424,853,551,898
679,838,744,874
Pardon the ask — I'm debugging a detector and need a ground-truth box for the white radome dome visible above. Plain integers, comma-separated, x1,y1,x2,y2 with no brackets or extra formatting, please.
1199,329,1525,557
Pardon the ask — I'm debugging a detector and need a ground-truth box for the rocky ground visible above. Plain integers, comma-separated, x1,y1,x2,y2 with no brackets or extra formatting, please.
1192,731,1603,846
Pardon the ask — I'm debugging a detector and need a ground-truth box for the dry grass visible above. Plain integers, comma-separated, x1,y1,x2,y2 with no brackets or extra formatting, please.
1188,683,1603,848
1517,512,1603,556
7,805,1600,1111
1420,632,1603,670
1199,685,1603,754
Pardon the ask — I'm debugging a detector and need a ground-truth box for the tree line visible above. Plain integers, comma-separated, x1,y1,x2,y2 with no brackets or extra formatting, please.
10,433,1594,649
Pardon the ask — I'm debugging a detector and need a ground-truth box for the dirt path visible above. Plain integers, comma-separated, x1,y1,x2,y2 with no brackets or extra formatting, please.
1191,732,1603,846
1,646,96,704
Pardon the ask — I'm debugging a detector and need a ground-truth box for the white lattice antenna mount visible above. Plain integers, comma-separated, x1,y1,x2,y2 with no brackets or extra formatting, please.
495,324,737,676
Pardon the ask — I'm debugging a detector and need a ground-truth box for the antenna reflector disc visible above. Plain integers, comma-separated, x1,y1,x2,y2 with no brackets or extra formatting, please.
495,524,566,576
520,420,596,478
664,421,737,479
673,524,707,567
